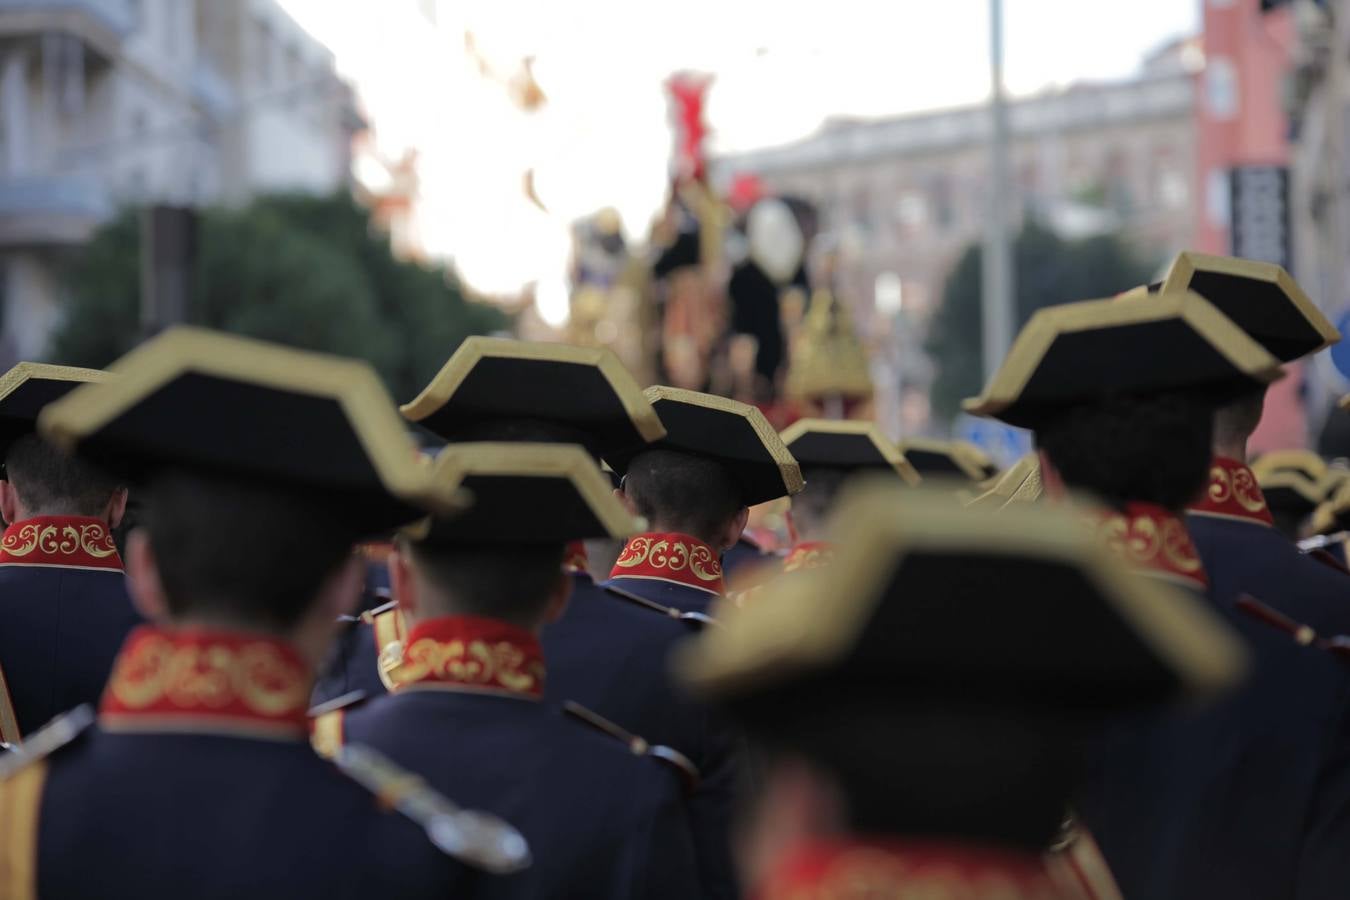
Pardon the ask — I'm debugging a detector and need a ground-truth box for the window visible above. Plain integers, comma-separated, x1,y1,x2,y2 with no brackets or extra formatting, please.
1206,167,1231,228
1206,57,1239,120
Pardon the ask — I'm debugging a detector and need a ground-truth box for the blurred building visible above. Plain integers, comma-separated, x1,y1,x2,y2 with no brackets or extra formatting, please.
0,0,357,363
1187,0,1300,454
717,43,1201,431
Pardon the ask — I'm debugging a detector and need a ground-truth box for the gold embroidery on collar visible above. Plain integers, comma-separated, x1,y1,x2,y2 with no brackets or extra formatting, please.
615,536,722,582
2,522,116,559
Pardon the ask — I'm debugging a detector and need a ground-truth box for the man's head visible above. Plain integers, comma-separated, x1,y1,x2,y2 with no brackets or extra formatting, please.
734,702,1083,884
1035,390,1215,512
619,447,749,549
392,540,570,632
1212,387,1266,460
788,468,848,542
0,434,127,526
125,473,367,663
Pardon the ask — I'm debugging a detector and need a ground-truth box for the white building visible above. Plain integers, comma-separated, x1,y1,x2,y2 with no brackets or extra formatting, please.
0,0,356,364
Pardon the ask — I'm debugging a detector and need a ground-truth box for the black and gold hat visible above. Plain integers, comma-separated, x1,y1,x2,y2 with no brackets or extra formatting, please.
965,290,1284,429
37,327,448,531
411,442,642,546
0,362,109,459
779,419,919,484
400,337,665,458
965,453,1043,510
606,386,804,507
1148,252,1338,362
677,487,1245,712
1250,449,1326,520
893,438,996,482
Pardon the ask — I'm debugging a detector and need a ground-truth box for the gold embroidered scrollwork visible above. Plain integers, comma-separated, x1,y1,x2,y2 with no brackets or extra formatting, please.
615,535,723,583
393,638,543,693
109,635,309,715
1,522,116,559
1230,466,1267,513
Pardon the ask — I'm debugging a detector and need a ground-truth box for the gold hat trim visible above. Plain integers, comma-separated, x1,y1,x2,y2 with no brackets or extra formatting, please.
0,362,109,404
1250,449,1328,483
1256,470,1323,507
894,437,995,483
35,326,454,512
963,290,1285,420
676,485,1246,702
1163,251,1340,353
400,337,666,443
1312,476,1350,534
423,442,642,539
965,453,1043,509
779,418,920,486
644,385,805,496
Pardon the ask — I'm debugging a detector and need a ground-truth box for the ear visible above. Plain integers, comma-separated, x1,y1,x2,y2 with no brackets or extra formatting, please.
125,529,170,623
388,548,419,619
719,506,750,552
542,570,574,626
105,488,129,530
614,487,639,517
0,481,19,527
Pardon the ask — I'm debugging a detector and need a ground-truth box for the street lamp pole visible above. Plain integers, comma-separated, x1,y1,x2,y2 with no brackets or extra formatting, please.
982,0,1015,384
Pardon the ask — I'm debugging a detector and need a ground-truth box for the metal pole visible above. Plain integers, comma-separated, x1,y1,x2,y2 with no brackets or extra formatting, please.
982,0,1015,383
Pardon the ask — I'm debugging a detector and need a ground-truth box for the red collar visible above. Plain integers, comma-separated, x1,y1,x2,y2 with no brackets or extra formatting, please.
100,626,312,739
1187,457,1273,526
1093,502,1208,591
562,540,588,575
609,532,725,595
783,541,835,573
0,515,122,571
389,615,546,700
753,839,1067,900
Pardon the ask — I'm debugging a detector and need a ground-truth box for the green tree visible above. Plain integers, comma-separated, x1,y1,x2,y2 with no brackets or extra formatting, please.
925,221,1159,422
49,193,508,401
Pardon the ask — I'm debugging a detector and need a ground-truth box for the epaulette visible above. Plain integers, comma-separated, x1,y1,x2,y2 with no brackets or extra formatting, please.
1236,595,1350,660
307,691,367,761
335,742,531,875
601,584,717,628
0,704,95,782
562,700,701,793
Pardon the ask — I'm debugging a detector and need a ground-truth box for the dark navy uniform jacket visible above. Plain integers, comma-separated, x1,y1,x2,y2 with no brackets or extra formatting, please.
544,573,741,897
329,614,701,900
312,555,397,705
0,628,471,900
0,515,142,737
720,536,772,583
1078,481,1350,899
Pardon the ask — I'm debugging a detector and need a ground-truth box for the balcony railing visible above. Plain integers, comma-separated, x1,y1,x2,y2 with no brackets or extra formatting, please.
0,174,112,246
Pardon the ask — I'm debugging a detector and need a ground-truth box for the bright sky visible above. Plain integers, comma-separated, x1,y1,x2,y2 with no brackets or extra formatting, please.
277,0,1200,316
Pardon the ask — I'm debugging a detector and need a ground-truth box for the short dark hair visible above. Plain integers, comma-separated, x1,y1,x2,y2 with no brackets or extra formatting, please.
146,472,363,631
739,698,1082,850
5,434,123,517
1213,388,1266,452
1036,391,1214,512
623,448,743,545
405,541,567,628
